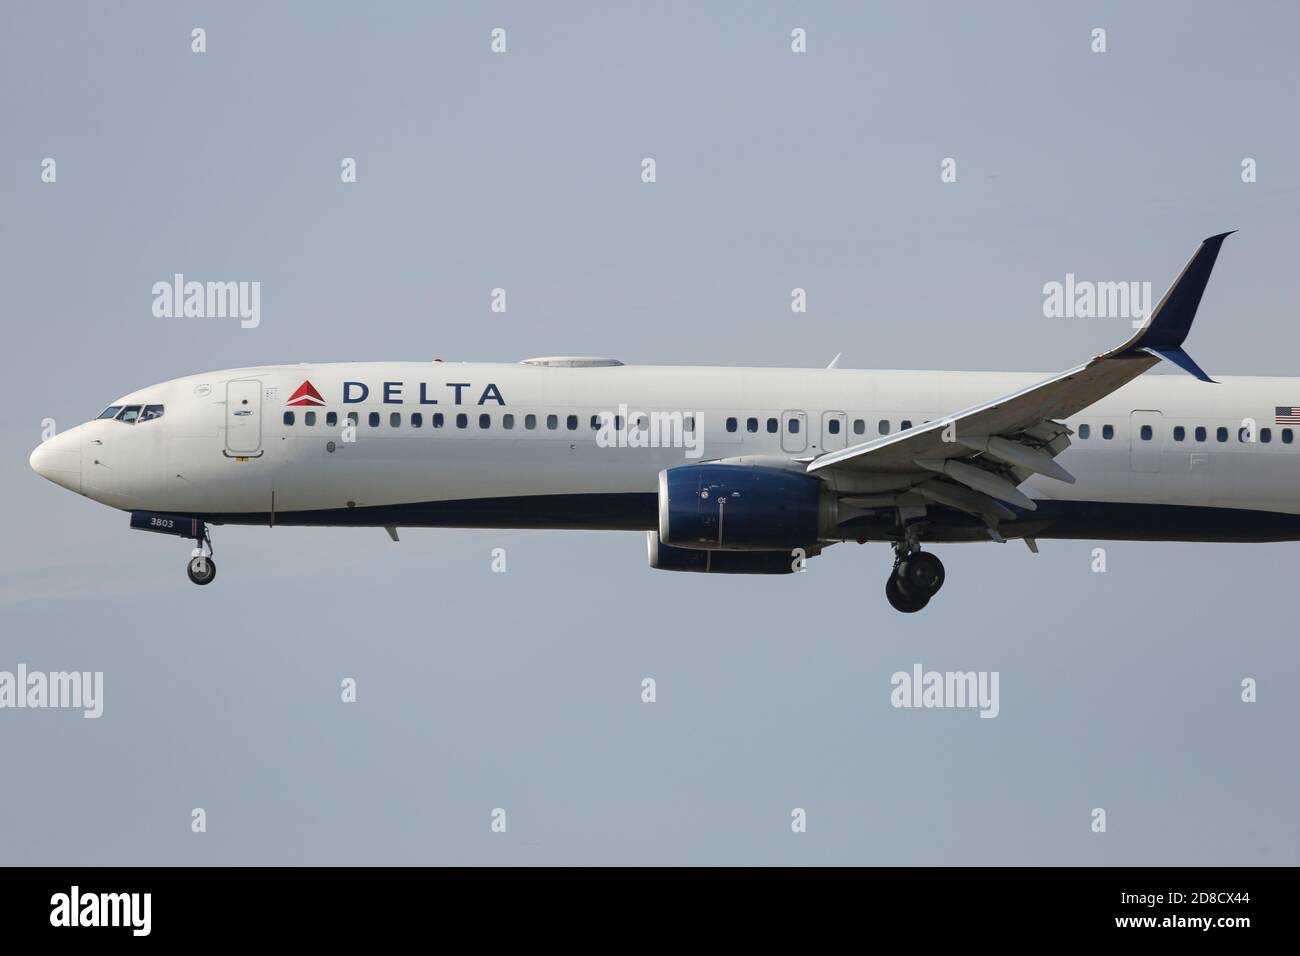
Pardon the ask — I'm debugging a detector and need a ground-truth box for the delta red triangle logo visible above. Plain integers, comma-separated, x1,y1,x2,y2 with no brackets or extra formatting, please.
287,380,325,406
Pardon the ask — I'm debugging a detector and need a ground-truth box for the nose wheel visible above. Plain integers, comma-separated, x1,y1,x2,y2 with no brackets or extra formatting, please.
186,527,216,586
187,555,217,585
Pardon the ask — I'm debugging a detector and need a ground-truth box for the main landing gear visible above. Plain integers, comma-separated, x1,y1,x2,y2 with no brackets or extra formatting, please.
885,528,945,613
186,527,216,586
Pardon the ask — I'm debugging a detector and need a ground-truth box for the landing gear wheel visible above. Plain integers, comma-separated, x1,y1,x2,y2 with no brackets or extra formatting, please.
897,551,945,599
885,574,928,613
187,555,216,586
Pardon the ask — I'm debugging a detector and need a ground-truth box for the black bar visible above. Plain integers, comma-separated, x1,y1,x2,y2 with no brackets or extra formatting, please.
0,867,1283,942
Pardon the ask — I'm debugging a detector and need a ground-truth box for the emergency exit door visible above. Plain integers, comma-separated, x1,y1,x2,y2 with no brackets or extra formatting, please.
1130,410,1163,473
821,411,848,451
781,410,807,453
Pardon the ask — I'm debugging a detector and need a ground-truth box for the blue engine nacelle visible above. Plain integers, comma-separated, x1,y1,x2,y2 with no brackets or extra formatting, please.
647,532,817,574
657,464,826,550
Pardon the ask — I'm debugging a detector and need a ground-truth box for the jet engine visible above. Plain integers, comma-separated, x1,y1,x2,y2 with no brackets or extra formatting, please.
657,464,832,550
647,532,819,574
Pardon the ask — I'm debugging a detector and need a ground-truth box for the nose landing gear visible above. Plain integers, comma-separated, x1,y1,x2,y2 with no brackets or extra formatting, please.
127,512,218,586
885,527,945,613
186,527,216,586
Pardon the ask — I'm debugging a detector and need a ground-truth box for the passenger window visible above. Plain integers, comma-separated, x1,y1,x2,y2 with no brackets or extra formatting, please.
411,412,422,427
853,419,865,435
525,414,537,430
368,412,380,427
1285,428,1294,444
139,404,165,422
1078,424,1090,439
615,416,624,431
326,411,338,427
305,411,316,426
1195,426,1206,442
1173,426,1184,441
828,419,840,435
788,418,800,434
283,411,294,426
1238,426,1251,442
685,416,696,433
1260,427,1271,443
726,417,738,433
901,420,913,430
590,415,601,431
1216,427,1228,442
878,420,890,435
432,413,444,428
767,418,778,434
546,414,558,430
567,414,578,430
97,406,123,420
1140,425,1152,440
481,413,491,429
456,413,468,428
116,405,142,423
503,414,515,429
747,417,758,433
390,412,401,427
1102,424,1114,440
347,412,359,426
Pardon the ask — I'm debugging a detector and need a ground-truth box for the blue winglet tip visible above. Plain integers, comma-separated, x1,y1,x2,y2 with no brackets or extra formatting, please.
1146,347,1217,383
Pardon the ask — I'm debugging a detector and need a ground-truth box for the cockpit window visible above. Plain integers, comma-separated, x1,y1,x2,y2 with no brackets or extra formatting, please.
115,405,143,424
97,406,123,420
139,404,164,422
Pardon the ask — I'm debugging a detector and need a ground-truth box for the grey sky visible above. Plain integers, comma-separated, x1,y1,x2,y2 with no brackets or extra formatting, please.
1,1,1297,864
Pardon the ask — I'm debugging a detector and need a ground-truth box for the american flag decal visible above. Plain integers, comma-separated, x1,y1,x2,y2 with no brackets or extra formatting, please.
1276,407,1300,425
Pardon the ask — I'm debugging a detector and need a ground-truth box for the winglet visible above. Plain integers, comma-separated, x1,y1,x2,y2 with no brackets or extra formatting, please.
1114,231,1234,382
1144,346,1215,383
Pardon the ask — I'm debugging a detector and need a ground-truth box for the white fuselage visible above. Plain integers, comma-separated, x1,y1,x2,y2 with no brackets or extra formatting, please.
29,360,1300,542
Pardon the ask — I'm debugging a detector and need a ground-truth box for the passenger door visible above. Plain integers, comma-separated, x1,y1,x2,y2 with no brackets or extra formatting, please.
225,379,263,456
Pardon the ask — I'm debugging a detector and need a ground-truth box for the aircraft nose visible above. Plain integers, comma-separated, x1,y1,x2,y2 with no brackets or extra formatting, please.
30,431,81,494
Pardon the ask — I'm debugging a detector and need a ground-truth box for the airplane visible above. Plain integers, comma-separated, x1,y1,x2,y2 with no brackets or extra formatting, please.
30,233,1292,611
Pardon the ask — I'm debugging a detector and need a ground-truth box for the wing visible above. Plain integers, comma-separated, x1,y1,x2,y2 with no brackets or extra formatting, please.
807,233,1233,519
